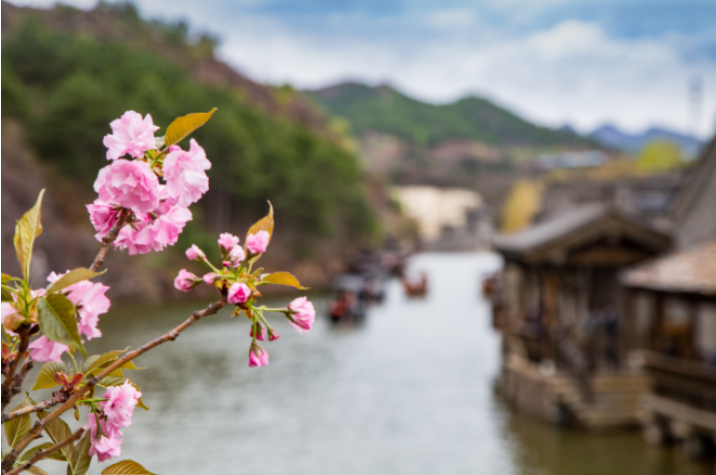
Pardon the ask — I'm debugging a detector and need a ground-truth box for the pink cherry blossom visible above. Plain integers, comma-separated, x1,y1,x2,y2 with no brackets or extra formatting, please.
223,246,245,268
268,328,280,341
174,269,201,292
113,205,191,255
149,205,192,252
64,280,110,341
218,233,239,253
103,111,159,160
100,380,142,430
163,139,211,207
86,201,119,241
246,230,270,255
186,244,206,261
1,302,21,334
113,222,152,256
87,414,123,462
28,336,69,363
228,282,251,304
94,159,159,214
248,345,269,368
287,297,316,334
203,273,223,285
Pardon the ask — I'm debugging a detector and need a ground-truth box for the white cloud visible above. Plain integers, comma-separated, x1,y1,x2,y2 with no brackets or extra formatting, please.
218,18,716,138
8,0,716,138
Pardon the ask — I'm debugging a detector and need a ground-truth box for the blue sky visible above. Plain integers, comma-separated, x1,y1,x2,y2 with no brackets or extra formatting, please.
14,0,716,138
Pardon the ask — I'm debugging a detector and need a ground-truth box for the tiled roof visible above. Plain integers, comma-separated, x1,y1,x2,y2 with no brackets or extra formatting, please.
621,239,716,295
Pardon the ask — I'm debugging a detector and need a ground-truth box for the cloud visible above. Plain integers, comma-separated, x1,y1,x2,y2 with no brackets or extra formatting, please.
9,0,716,138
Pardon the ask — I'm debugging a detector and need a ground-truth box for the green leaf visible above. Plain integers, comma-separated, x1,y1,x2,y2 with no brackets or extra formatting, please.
37,294,86,357
72,430,93,475
25,467,50,475
32,361,68,390
1,286,14,302
246,202,274,255
16,442,67,463
260,271,309,289
117,360,142,371
98,377,149,410
39,412,76,464
101,460,157,475
47,268,106,294
14,189,45,279
5,398,32,447
164,108,217,146
85,349,127,374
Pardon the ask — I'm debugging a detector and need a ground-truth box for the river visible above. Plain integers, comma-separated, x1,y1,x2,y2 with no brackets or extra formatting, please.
43,253,711,474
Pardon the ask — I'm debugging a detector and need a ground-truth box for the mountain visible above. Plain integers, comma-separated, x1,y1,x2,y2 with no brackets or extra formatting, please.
1,1,377,295
589,124,705,158
306,82,597,149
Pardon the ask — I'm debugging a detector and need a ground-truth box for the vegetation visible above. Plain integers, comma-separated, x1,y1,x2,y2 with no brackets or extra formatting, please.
1,18,376,256
636,140,685,174
307,82,597,148
501,179,543,234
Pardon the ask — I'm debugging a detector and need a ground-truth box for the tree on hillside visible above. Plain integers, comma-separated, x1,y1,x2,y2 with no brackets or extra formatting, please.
636,140,684,174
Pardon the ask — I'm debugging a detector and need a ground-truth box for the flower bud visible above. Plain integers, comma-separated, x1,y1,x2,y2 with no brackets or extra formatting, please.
267,327,280,342
223,246,246,268
286,297,316,334
174,269,201,292
53,372,71,387
228,282,251,304
246,230,270,255
218,233,240,254
248,344,269,368
203,273,223,285
250,322,266,341
185,244,206,262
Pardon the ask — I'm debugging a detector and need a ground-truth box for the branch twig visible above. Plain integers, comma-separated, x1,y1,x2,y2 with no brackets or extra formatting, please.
2,392,67,424
4,427,85,475
89,209,130,272
2,295,228,470
1,328,31,410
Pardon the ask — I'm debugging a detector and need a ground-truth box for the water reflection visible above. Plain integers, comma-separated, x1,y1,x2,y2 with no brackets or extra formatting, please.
47,253,712,474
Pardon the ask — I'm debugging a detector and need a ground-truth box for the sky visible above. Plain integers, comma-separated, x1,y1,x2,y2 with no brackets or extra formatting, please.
13,0,716,138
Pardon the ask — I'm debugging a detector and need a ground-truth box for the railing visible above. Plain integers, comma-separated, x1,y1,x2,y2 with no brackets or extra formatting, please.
643,351,716,412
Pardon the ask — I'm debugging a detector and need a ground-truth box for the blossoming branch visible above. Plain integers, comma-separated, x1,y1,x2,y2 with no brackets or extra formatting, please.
1,109,316,475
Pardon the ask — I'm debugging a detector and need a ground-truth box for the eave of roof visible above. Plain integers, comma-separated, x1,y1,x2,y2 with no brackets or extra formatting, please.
621,238,716,296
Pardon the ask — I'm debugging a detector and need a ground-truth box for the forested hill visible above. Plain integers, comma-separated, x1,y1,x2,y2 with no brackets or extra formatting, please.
306,82,596,148
1,1,376,296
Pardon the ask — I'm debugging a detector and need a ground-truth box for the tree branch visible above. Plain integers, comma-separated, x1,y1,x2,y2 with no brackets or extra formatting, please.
1,327,31,410
2,295,228,469
2,392,66,424
4,427,85,475
89,209,130,272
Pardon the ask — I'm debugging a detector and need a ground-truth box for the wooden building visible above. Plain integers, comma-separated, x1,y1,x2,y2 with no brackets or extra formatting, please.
492,203,671,430
621,239,716,458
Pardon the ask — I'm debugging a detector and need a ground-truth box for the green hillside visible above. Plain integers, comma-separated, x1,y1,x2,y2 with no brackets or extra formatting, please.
306,82,595,148
1,3,376,258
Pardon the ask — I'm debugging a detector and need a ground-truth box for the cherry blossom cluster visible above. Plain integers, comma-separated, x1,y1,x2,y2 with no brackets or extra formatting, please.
87,111,210,255
174,231,316,367
86,381,142,462
1,272,111,363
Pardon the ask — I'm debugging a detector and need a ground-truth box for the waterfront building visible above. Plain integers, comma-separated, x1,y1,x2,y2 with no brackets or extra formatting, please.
621,239,716,458
492,203,671,430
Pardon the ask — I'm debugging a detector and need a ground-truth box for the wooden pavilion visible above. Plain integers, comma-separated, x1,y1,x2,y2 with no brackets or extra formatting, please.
492,203,671,430
621,239,716,458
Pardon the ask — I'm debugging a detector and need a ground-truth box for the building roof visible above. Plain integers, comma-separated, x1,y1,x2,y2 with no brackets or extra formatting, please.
493,202,670,266
493,203,608,254
671,135,716,224
621,239,716,296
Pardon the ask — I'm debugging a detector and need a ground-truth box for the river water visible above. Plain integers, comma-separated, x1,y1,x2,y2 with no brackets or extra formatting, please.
53,253,711,474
